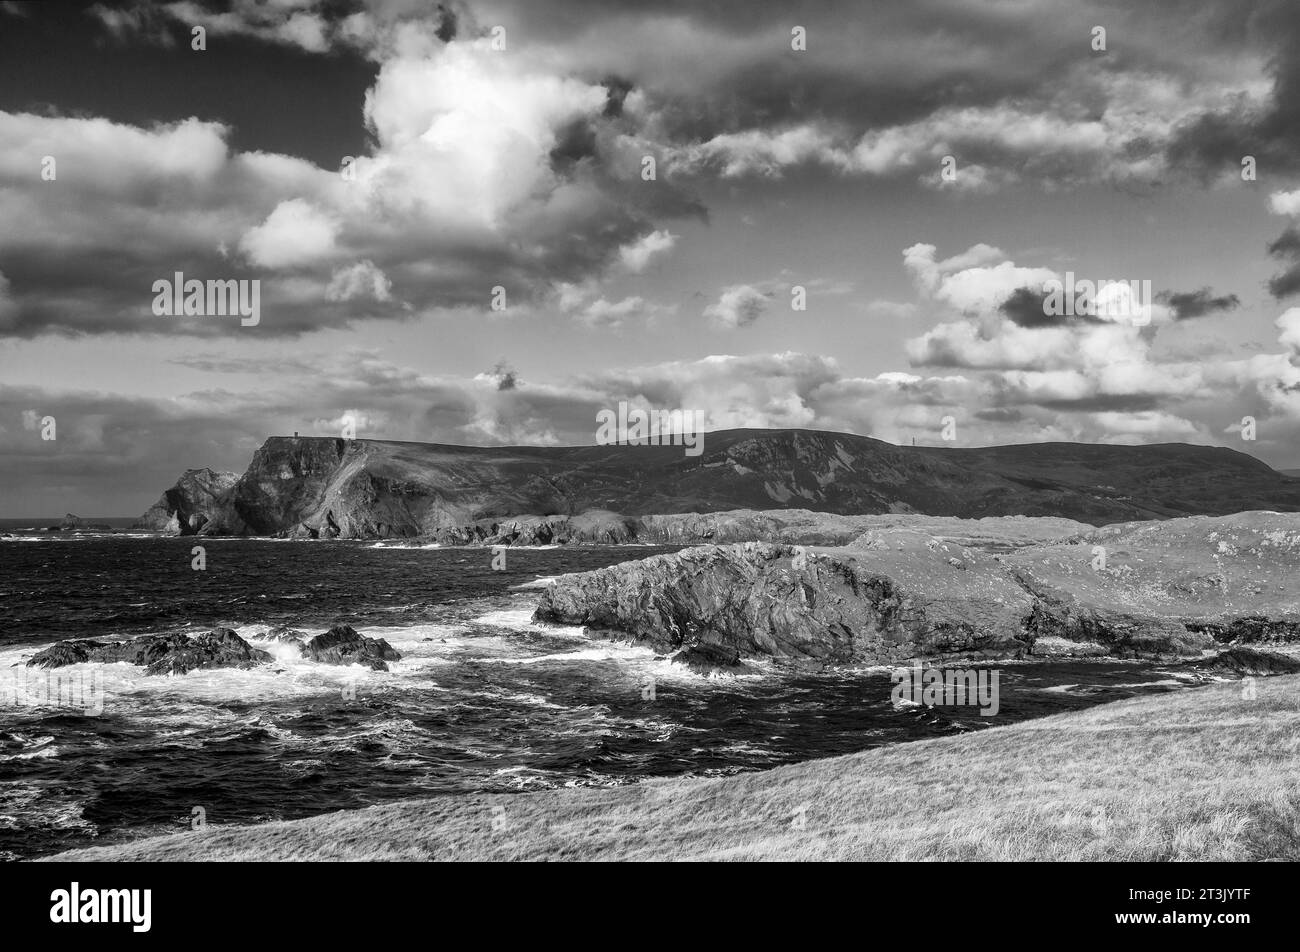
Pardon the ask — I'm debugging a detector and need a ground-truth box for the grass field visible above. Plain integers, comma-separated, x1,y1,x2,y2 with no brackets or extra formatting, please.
48,676,1300,862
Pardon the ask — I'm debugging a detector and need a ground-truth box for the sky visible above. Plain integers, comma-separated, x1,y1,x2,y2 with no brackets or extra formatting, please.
5,0,1300,515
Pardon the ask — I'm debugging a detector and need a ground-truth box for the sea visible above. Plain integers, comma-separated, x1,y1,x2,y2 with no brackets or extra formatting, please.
0,522,1212,860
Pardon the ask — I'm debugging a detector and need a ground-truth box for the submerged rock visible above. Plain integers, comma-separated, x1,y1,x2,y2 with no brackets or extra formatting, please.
299,624,401,671
669,642,756,675
261,624,308,646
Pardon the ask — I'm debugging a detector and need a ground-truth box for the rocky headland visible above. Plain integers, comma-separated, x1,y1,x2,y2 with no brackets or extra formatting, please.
131,429,1300,538
533,511,1300,669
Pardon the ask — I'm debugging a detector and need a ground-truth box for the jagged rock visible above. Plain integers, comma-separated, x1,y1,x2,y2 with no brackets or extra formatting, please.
27,628,272,675
135,429,1300,540
1192,648,1300,677
143,628,274,676
132,468,242,536
261,624,308,646
26,640,95,668
57,514,112,532
536,538,1035,664
299,624,401,671
670,642,753,674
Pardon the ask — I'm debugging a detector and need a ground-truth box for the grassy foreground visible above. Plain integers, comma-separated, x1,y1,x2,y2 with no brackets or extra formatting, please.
49,677,1300,862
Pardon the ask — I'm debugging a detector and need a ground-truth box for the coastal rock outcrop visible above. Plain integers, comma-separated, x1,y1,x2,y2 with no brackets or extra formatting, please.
57,514,113,532
534,512,1300,667
536,535,1036,664
299,624,401,671
132,468,242,535
1192,647,1300,677
27,628,273,675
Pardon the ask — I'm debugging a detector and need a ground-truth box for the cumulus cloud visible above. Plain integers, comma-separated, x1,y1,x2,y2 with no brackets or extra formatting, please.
618,230,677,272
239,199,339,269
0,23,704,337
577,296,658,329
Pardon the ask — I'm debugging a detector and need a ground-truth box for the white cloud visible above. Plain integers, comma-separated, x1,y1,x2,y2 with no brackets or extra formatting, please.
239,199,340,269
577,296,659,329
618,230,677,272
1270,190,1300,217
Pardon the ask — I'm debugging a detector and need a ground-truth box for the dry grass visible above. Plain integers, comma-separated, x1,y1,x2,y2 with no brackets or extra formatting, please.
47,677,1300,861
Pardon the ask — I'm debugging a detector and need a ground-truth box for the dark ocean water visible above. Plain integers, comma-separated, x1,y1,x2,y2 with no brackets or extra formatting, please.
0,534,1209,860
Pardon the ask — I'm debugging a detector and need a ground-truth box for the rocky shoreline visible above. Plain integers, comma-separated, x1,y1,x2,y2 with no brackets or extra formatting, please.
533,511,1300,671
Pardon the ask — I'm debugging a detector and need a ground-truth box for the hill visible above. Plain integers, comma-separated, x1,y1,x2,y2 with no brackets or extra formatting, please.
133,428,1300,537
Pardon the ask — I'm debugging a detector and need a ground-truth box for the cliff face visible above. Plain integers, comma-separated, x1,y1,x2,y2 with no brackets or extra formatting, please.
132,468,242,535
135,429,1300,538
535,537,1036,663
533,513,1300,664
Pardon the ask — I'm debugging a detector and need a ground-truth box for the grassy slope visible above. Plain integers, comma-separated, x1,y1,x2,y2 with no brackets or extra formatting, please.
49,677,1300,862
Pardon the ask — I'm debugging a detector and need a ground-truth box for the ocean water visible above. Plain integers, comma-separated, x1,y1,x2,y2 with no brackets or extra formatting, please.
0,535,1210,860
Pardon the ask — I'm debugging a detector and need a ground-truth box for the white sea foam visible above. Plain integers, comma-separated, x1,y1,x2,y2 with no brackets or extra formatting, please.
511,577,559,589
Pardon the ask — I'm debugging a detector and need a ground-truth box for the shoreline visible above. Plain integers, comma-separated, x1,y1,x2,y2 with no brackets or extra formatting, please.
43,675,1300,862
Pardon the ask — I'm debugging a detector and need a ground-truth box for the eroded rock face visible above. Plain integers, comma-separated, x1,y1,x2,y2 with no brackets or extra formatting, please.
132,468,242,536
299,624,401,671
27,628,272,675
536,537,1035,664
534,513,1300,666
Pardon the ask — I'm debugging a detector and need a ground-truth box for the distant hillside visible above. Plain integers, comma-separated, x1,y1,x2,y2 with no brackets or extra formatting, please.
133,428,1300,537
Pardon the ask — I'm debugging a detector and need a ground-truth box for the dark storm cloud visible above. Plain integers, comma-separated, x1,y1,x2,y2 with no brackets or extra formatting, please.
1268,227,1300,299
1154,288,1241,319
1164,0,1300,176
488,0,1091,138
1269,264,1300,299
1268,227,1300,256
601,77,634,118
998,287,1103,328
493,362,519,391
1037,394,1164,413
